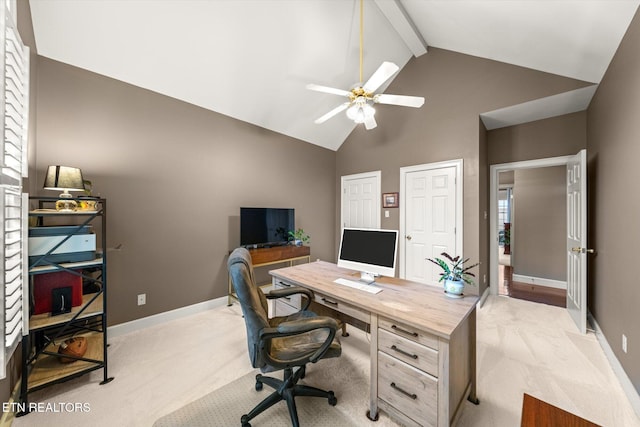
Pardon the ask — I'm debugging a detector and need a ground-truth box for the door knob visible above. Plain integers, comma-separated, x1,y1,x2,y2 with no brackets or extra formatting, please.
406,235,412,240
571,247,595,254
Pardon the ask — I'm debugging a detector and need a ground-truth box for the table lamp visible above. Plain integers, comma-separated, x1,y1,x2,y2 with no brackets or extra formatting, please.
43,165,85,211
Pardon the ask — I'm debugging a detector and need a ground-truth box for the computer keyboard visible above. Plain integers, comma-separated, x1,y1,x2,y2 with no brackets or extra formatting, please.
333,278,383,294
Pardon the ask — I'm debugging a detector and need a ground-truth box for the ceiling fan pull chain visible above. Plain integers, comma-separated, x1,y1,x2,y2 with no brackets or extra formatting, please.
359,0,364,84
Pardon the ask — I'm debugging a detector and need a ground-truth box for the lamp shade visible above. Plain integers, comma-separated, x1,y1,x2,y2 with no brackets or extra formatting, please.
43,166,85,192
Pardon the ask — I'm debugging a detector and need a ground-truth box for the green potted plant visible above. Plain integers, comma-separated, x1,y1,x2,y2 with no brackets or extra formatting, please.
288,229,310,246
502,223,511,255
426,252,479,298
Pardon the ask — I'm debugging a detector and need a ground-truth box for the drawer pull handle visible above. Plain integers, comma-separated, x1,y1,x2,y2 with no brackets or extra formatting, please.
278,281,291,287
283,296,291,301
390,382,417,400
391,345,418,359
391,325,418,337
321,298,338,306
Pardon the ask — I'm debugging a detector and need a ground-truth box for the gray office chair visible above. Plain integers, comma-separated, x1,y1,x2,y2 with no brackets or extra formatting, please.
227,248,342,427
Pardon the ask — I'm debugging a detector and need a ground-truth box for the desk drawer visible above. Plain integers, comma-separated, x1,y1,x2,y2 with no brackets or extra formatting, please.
378,351,437,427
272,279,301,310
378,328,438,377
379,317,439,351
274,299,299,317
313,292,369,324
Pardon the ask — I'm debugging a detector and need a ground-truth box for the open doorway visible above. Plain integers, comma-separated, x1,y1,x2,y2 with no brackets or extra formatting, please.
497,172,513,296
495,168,566,307
490,156,577,308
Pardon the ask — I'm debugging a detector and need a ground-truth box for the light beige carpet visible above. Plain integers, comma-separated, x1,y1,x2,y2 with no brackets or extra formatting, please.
153,355,398,427
456,296,640,427
12,298,640,427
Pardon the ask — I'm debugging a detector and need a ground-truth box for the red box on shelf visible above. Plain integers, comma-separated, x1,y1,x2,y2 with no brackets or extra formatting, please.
33,271,83,315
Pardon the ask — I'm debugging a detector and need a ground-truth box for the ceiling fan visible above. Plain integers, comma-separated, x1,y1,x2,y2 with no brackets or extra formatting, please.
306,0,425,130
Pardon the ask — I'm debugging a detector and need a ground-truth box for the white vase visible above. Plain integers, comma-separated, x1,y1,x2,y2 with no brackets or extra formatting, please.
444,279,465,298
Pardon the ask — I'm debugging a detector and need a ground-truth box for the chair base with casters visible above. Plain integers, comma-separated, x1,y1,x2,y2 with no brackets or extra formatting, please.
241,366,337,427
227,247,342,427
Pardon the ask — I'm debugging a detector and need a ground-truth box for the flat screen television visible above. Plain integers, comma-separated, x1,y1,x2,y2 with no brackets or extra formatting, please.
337,228,398,283
240,207,294,248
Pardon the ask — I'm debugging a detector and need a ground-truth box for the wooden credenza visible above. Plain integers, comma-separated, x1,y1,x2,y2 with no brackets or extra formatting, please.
227,245,310,306
246,245,310,266
270,261,478,426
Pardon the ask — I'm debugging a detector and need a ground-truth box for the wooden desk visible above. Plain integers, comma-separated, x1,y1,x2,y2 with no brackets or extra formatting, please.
270,261,478,427
521,394,600,427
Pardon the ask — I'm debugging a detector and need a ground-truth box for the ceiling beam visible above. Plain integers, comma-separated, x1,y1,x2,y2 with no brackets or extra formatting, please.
373,0,427,57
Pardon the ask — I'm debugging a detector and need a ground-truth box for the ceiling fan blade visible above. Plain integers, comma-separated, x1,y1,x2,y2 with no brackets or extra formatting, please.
314,102,351,124
306,84,351,98
374,93,425,108
364,115,377,130
362,62,399,93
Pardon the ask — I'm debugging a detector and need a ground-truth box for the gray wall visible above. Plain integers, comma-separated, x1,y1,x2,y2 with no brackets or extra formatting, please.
12,2,640,405
488,111,587,164
587,8,640,393
337,47,589,296
487,111,586,287
479,119,489,288
512,166,566,281
499,171,514,186
33,57,336,326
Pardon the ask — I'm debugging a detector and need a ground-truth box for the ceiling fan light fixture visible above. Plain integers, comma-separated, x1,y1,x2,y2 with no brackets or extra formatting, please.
306,0,423,129
346,98,375,124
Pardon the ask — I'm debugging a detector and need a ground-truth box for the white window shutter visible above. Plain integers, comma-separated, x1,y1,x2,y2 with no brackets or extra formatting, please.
0,0,29,380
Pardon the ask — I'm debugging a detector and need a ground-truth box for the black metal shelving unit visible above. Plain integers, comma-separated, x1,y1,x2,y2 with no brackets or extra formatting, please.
18,196,113,415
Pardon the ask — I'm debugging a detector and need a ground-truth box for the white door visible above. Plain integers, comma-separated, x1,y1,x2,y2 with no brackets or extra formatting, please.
341,171,381,229
566,149,588,333
402,164,459,284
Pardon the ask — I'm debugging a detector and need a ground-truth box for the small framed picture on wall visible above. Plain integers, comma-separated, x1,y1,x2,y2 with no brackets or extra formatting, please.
383,192,399,208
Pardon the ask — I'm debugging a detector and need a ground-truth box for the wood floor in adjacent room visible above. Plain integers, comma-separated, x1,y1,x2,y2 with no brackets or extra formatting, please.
499,264,566,308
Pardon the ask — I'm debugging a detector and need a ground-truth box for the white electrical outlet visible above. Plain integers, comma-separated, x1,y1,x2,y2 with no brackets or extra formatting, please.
137,294,146,306
622,334,628,353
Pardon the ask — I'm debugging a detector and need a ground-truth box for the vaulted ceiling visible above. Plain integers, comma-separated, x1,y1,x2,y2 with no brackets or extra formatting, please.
29,0,640,151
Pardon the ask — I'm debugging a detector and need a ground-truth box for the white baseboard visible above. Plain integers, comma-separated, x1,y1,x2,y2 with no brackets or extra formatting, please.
512,274,566,290
588,311,640,418
478,287,490,308
108,296,230,338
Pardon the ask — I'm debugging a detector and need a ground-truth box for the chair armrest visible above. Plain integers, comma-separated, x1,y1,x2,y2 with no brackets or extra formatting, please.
261,316,338,364
265,286,313,310
275,317,337,335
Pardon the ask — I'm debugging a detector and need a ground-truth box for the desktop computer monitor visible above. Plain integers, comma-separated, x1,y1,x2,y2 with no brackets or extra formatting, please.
337,228,398,283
